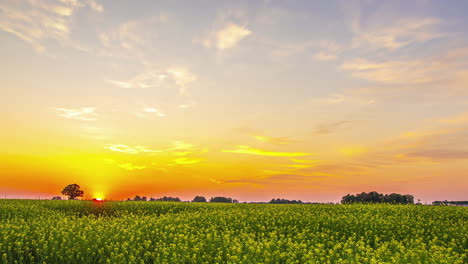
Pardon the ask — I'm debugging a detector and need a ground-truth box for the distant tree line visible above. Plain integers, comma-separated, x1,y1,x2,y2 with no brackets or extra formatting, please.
341,191,414,204
269,198,303,204
209,196,238,203
432,200,468,206
127,196,182,202
125,196,238,203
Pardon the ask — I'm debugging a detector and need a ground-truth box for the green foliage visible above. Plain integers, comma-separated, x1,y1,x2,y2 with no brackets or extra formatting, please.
0,200,466,263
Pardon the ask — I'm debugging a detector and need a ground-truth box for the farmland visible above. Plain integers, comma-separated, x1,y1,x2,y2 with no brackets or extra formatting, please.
0,200,466,263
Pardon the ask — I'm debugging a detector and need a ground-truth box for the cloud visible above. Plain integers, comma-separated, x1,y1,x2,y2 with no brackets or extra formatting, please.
313,52,338,61
119,163,146,170
339,50,468,85
171,141,195,150
312,40,342,61
339,145,367,156
137,107,166,118
311,93,375,105
351,16,445,50
166,67,197,96
404,150,468,160
222,173,327,185
253,135,300,145
88,0,103,13
55,107,97,121
291,159,320,163
173,157,203,165
223,145,311,157
208,178,223,184
0,0,102,52
313,121,350,135
100,20,149,51
440,113,468,124
203,23,251,51
107,66,196,96
105,144,161,154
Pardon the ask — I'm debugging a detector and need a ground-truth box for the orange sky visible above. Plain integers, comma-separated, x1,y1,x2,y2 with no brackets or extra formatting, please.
1,0,468,202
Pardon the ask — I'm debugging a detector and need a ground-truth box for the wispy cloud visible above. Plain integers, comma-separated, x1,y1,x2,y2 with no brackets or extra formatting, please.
55,107,97,121
136,107,166,118
119,163,146,170
105,144,160,154
311,93,375,105
173,157,203,165
223,145,311,157
313,121,350,135
203,23,251,50
0,0,102,52
107,66,196,96
253,135,300,145
404,150,468,160
351,16,445,50
440,112,468,124
339,48,468,85
312,40,342,61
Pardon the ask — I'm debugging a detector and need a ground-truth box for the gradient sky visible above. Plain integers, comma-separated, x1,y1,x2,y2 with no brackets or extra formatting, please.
1,0,468,202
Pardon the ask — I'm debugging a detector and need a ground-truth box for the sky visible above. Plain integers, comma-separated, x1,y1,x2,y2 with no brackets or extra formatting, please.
1,0,468,202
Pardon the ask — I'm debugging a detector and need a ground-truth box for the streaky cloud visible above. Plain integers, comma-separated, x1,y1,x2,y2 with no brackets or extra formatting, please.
223,145,311,157
105,144,161,154
55,107,97,121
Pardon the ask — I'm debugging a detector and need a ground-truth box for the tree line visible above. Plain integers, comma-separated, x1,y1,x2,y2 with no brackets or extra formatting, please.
341,191,414,204
126,195,240,203
58,184,432,205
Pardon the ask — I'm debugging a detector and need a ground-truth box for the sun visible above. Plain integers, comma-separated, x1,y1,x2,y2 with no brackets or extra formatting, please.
95,198,102,201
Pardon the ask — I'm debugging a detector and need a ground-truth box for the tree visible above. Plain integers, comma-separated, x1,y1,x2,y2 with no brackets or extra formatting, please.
61,184,84,200
152,196,181,202
209,196,234,203
341,191,414,204
192,196,207,202
52,196,62,200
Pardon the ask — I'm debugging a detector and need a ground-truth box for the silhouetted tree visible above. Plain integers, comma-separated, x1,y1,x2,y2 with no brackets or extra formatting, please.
61,184,84,200
192,196,207,202
341,191,414,204
152,196,181,202
52,196,62,200
209,196,234,203
269,198,303,204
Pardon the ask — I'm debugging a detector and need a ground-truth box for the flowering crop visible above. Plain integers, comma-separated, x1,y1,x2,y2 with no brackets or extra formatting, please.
0,200,466,263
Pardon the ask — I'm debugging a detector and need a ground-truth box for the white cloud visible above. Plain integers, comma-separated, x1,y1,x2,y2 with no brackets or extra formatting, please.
100,20,146,51
107,66,197,96
136,107,166,119
0,0,102,52
105,144,160,154
352,17,445,50
203,23,251,51
88,0,103,13
55,107,97,121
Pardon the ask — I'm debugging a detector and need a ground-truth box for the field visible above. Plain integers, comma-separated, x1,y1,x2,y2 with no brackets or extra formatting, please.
0,200,466,263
